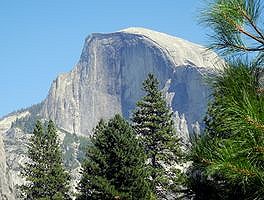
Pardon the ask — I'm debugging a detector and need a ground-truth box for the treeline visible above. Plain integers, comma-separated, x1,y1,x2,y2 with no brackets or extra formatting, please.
20,74,184,200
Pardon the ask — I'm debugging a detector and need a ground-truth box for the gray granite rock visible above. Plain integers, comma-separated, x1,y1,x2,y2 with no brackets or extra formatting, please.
0,115,18,200
0,27,223,199
40,27,222,136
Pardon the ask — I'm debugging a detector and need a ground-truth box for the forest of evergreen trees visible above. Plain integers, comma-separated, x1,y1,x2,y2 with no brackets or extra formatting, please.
19,0,264,199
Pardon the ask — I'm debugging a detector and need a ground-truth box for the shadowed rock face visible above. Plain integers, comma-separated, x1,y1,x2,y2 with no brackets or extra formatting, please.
0,28,223,198
40,28,221,136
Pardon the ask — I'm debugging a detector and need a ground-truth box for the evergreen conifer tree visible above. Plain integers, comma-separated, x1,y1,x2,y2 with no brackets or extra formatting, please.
190,62,264,199
20,120,71,200
77,115,153,200
132,74,183,199
187,0,264,199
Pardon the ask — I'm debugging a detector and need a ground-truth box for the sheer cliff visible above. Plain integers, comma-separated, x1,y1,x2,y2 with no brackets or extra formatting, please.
0,114,19,200
0,27,222,198
40,27,221,135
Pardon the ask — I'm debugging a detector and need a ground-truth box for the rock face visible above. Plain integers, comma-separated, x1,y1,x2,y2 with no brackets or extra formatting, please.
0,27,222,199
0,111,85,198
0,134,14,200
0,114,24,200
41,27,221,136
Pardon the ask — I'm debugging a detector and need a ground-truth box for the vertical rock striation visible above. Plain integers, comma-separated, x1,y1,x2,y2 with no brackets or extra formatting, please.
0,115,18,200
40,27,222,136
0,28,223,198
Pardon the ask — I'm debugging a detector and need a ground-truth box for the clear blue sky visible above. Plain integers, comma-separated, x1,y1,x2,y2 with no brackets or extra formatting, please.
0,0,209,117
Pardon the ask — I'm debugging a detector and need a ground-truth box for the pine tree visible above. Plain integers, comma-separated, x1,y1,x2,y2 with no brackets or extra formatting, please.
77,115,154,200
187,1,264,199
190,63,264,199
132,74,183,199
20,120,71,200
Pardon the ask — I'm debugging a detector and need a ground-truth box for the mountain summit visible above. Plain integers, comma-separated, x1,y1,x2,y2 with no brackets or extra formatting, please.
121,27,220,68
40,27,222,135
0,27,222,196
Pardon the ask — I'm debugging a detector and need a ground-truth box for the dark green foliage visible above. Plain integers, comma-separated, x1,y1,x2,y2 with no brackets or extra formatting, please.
20,120,71,200
7,102,91,169
11,103,43,133
187,136,257,200
132,74,183,199
12,109,90,171
77,115,154,200
1,102,43,122
189,63,264,199
61,131,91,170
76,135,91,162
11,114,42,133
186,1,264,199
61,132,79,169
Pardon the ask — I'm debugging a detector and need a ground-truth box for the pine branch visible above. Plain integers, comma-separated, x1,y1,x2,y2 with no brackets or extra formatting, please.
235,24,264,45
240,8,264,42
245,116,264,131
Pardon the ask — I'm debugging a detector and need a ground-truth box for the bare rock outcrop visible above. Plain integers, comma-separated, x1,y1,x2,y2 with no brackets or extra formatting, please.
40,27,222,136
0,27,223,199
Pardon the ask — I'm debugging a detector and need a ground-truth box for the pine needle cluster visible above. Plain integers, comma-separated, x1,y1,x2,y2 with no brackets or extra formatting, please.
188,1,264,199
200,0,264,62
192,62,264,199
